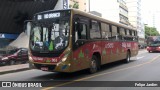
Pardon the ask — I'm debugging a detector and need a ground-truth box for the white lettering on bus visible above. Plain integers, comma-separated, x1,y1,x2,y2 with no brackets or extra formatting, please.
37,15,42,20
37,57,43,61
52,59,57,63
122,43,131,48
122,43,127,48
44,14,49,19
105,43,114,48
93,44,96,49
32,57,43,61
127,43,131,48
43,13,60,19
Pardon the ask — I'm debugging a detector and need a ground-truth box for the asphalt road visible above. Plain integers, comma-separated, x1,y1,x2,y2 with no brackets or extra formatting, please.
1,49,160,90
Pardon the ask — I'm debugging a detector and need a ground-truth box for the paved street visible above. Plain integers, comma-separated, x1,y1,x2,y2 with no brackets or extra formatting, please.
1,49,160,90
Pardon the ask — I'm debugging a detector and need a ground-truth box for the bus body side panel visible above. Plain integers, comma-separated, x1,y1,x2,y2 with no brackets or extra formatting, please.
70,41,138,72
101,41,139,64
121,41,138,58
29,41,138,73
101,41,123,64
131,42,139,57
71,41,102,72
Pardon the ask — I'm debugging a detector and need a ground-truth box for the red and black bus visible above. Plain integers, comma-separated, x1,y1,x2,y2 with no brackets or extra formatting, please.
147,36,160,53
28,9,138,73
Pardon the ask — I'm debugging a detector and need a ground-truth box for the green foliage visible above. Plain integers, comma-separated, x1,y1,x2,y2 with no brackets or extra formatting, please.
73,2,79,9
145,26,160,38
69,5,72,8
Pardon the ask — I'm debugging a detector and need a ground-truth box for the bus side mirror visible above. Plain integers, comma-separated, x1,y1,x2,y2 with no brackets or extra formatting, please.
24,20,33,36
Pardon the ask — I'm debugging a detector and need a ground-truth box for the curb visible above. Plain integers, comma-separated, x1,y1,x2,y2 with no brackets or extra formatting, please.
0,68,31,75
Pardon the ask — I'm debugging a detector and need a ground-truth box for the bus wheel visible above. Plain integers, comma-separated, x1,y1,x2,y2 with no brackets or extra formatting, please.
148,51,151,53
10,60,15,65
89,55,98,73
124,51,130,63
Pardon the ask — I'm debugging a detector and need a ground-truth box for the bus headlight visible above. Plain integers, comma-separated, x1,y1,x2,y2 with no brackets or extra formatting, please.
62,57,67,62
29,56,33,62
57,57,68,66
2,57,8,60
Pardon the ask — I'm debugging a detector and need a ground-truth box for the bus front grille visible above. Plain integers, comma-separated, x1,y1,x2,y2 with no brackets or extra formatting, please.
34,63,56,71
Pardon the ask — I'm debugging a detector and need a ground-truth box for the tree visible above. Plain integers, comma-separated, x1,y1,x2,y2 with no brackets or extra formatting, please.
69,2,79,9
145,26,160,38
73,2,79,9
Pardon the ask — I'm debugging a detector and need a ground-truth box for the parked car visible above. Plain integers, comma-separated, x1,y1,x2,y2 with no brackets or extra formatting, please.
0,48,28,65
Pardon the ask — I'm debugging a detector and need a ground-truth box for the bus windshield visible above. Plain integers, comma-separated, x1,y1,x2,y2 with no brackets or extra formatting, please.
30,17,70,53
147,36,160,46
150,41,160,46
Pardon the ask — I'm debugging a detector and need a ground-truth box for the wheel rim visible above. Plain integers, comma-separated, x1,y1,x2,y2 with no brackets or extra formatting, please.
90,59,97,73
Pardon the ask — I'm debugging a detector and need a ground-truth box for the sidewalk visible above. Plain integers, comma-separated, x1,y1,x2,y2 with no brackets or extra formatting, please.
139,48,146,51
139,48,147,54
0,64,30,75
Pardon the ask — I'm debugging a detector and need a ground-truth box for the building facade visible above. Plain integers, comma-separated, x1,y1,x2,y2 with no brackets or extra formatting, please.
69,0,87,12
126,0,145,46
118,0,130,25
89,0,129,25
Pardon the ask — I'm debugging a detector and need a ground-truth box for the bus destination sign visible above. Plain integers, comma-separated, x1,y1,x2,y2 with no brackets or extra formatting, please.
37,12,60,20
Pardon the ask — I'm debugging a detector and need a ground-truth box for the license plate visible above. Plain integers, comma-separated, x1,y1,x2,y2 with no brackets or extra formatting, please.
41,67,48,71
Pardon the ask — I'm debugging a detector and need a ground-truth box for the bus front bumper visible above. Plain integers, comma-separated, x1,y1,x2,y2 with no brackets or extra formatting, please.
29,61,72,73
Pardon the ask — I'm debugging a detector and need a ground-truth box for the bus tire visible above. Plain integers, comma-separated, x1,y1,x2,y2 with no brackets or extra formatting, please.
89,55,98,74
10,60,15,65
124,51,130,63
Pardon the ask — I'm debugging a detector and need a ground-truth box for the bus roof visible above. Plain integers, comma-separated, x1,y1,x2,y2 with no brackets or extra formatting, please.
34,9,136,31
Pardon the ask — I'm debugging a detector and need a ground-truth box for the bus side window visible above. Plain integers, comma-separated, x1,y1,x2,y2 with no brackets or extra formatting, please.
120,28,125,40
129,30,132,36
74,20,87,42
124,29,130,41
90,20,101,39
111,25,118,40
127,29,130,36
101,23,111,40
77,23,87,39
